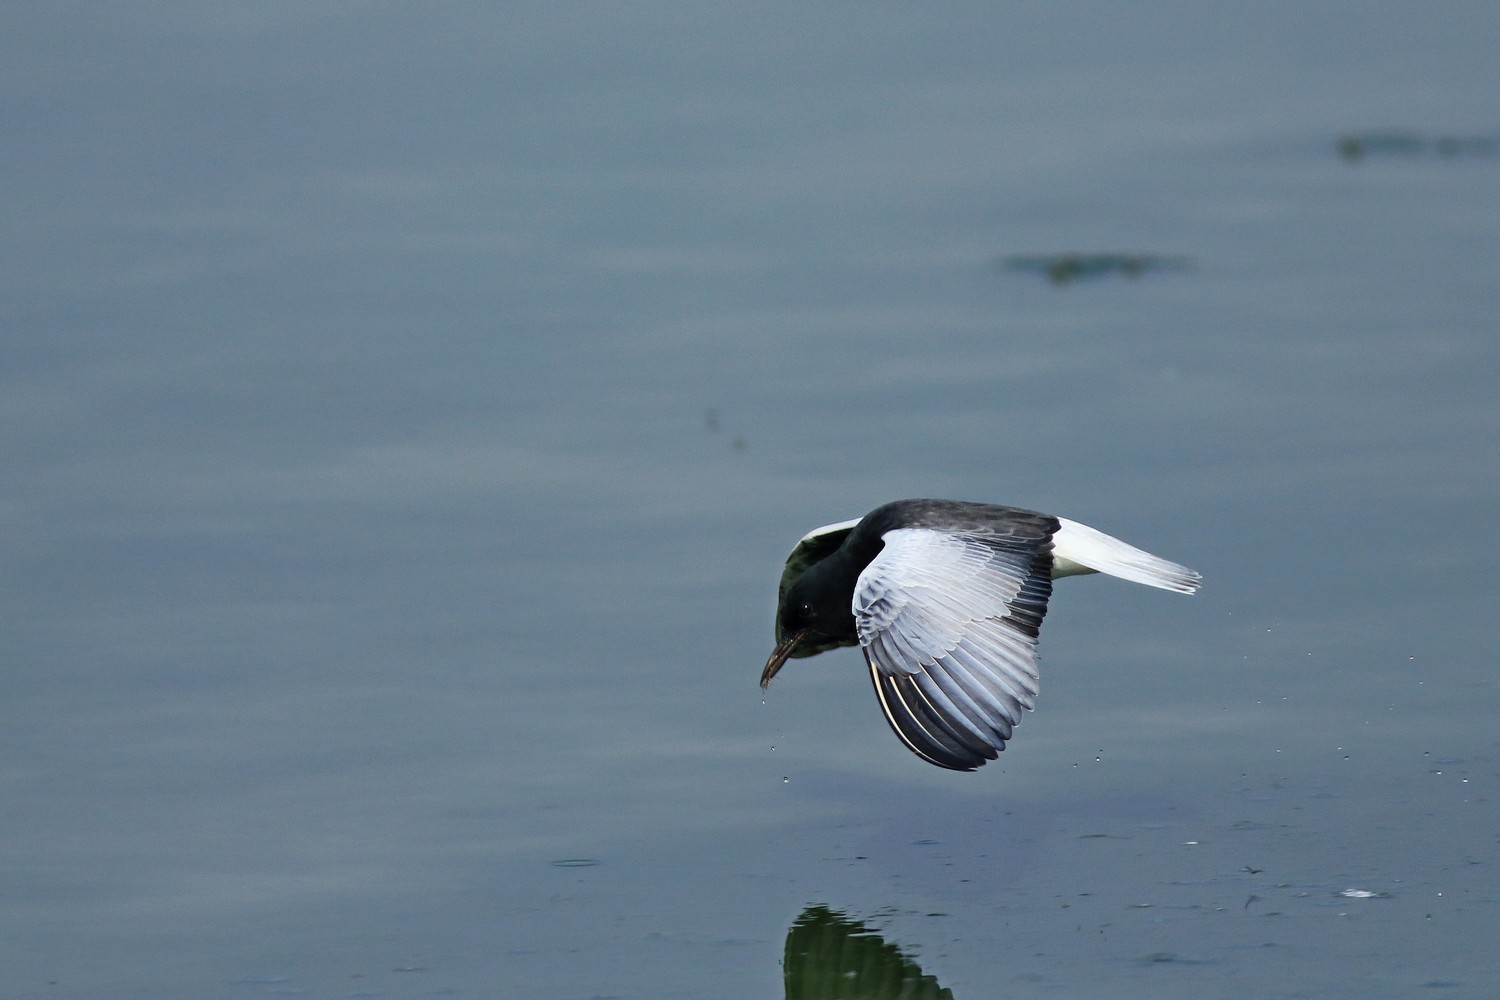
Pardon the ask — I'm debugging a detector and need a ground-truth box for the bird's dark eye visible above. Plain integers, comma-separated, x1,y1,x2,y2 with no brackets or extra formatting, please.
798,602,815,620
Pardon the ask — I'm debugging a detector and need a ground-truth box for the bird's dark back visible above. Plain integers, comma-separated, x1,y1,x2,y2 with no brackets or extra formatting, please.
853,499,1059,554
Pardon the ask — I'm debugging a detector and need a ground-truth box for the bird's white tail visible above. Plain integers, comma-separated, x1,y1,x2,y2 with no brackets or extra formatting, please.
1052,518,1201,594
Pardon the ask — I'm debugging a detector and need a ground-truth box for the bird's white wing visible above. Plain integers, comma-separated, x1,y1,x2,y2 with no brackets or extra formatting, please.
854,527,1053,771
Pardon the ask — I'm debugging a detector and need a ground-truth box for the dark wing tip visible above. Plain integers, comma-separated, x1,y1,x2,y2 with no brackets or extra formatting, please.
868,662,1002,771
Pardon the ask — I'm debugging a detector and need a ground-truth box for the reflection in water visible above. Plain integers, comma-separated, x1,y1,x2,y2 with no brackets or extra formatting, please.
998,252,1193,285
1336,131,1500,161
782,905,955,1000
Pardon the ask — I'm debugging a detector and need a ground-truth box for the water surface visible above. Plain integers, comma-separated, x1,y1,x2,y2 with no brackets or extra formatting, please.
5,4,1499,998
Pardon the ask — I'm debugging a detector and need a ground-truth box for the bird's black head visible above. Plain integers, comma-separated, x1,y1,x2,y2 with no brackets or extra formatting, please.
761,570,858,688
777,575,850,641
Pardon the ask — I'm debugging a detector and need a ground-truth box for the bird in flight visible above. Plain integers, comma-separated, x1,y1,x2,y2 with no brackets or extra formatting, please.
762,499,1201,771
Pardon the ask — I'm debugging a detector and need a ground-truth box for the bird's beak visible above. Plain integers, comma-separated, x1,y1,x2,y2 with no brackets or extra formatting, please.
761,631,807,689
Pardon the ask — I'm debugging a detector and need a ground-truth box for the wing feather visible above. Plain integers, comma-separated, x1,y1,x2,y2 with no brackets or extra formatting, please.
872,669,992,770
855,527,1055,770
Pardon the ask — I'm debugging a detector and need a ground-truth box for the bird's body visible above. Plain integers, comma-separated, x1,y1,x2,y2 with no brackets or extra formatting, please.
762,499,1201,771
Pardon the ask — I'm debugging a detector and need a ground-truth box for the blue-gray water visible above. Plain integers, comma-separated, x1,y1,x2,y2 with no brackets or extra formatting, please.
5,5,1499,998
